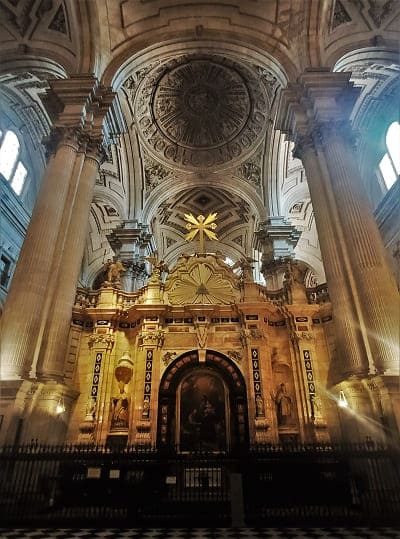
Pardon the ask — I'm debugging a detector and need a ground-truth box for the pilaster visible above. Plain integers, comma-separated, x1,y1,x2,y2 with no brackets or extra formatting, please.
78,326,116,445
134,315,165,447
288,308,330,444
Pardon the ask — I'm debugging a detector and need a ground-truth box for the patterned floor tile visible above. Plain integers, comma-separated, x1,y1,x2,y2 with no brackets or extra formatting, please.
1,529,400,539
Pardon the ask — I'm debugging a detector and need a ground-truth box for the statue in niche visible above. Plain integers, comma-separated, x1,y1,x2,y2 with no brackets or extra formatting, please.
255,395,265,417
272,383,293,425
85,397,96,420
142,396,150,419
111,381,129,430
110,353,133,432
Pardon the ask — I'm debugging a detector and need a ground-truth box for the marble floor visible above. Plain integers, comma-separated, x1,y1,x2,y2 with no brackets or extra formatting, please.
1,528,400,539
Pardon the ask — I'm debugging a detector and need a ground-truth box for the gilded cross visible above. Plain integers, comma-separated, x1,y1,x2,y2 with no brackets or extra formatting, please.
184,213,218,253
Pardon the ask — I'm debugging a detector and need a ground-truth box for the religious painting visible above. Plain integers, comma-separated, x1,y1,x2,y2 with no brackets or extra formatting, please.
179,370,227,451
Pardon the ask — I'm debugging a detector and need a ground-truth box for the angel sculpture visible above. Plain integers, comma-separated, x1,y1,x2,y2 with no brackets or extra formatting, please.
105,259,126,284
232,256,256,282
146,255,169,282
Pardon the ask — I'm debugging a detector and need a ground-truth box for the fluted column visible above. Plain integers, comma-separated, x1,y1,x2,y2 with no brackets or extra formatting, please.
0,99,86,378
277,70,399,378
36,86,115,380
37,122,113,380
0,77,114,381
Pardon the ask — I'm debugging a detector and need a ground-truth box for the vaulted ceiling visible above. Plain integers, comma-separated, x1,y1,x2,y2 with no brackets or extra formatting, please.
0,0,399,288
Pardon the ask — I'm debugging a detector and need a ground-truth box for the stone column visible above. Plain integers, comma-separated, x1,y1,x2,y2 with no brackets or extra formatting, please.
0,76,101,380
277,70,399,379
36,87,115,380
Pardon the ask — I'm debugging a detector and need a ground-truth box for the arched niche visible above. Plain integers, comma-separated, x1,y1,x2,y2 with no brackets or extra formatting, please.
271,357,298,434
158,350,248,453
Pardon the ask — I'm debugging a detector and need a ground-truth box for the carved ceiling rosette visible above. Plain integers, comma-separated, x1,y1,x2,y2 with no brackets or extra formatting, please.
134,55,270,171
165,254,240,305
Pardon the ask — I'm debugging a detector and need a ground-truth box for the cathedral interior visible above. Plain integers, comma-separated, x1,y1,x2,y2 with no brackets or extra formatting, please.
0,0,399,528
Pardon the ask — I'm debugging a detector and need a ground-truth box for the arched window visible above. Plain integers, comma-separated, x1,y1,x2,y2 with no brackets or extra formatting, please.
386,122,400,175
0,129,28,195
0,130,19,180
379,121,400,190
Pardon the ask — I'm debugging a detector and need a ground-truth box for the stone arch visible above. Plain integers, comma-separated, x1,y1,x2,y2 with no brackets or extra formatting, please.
104,39,291,90
143,175,267,226
0,2,86,75
158,349,248,452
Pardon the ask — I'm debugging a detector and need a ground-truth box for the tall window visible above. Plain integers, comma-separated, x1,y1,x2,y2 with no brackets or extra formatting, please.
0,129,28,195
379,121,400,190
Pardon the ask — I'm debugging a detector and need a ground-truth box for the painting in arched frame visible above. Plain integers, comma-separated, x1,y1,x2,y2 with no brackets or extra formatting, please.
178,369,228,452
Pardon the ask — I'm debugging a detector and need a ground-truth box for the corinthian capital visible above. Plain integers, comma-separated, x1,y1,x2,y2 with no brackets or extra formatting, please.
276,70,360,143
43,126,82,157
317,119,357,150
84,135,110,165
41,76,115,161
292,133,316,160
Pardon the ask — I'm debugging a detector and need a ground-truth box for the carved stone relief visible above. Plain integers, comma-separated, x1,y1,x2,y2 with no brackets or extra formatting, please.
331,0,352,30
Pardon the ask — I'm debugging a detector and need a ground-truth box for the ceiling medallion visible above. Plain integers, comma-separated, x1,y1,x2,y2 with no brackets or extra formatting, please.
135,56,269,171
153,60,249,150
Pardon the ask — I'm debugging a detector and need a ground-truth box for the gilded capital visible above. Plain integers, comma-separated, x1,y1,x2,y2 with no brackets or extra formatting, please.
88,331,115,350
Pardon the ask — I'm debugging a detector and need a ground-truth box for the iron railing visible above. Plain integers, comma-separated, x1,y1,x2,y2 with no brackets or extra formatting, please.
0,443,399,526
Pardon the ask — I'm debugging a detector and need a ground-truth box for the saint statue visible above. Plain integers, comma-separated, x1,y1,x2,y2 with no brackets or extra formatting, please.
111,379,129,430
273,383,293,425
232,256,256,283
255,395,265,417
283,260,307,303
110,353,133,432
145,255,169,283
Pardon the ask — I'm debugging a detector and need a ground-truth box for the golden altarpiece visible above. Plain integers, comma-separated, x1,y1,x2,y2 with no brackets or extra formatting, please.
67,215,340,451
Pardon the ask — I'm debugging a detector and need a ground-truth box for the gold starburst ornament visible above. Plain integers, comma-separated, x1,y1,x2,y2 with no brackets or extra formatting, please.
184,213,218,253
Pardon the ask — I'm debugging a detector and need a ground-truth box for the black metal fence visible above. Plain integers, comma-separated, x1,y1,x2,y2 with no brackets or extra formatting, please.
0,443,399,526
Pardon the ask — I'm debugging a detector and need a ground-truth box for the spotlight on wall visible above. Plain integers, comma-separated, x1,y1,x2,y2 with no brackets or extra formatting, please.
338,390,348,408
56,396,65,415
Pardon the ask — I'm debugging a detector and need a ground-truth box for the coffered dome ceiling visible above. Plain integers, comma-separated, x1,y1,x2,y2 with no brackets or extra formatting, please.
134,55,270,171
151,185,255,264
1,0,399,285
